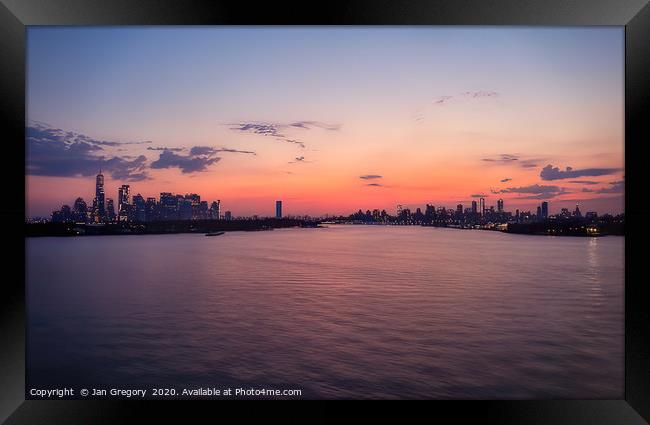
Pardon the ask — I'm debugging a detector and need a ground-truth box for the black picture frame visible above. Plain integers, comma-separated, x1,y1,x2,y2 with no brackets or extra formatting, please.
1,0,648,423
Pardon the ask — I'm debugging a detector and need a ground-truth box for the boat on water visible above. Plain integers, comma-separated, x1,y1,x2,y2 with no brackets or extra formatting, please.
205,231,225,237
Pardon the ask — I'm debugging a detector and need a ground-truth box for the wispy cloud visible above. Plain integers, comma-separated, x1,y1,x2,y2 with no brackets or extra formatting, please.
229,120,340,149
470,193,488,198
289,121,341,131
366,183,384,187
482,154,542,168
482,154,519,163
500,178,512,183
359,175,383,180
434,90,499,105
540,164,623,181
568,180,600,185
147,146,184,152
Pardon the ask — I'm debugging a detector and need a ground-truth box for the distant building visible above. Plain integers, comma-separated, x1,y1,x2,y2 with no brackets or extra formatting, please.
574,204,582,217
133,194,146,222
160,192,178,220
276,200,282,219
118,184,130,221
497,199,504,213
541,201,548,219
479,197,486,216
179,198,193,221
210,200,221,220
145,197,158,222
536,205,542,219
95,170,106,221
198,201,209,220
106,198,116,222
471,200,477,214
224,211,232,220
72,197,88,223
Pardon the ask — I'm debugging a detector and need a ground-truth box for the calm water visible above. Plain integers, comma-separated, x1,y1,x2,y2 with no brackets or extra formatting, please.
27,226,624,399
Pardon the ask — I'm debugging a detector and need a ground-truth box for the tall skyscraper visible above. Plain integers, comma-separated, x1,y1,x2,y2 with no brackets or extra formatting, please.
541,201,548,219
276,200,282,218
471,200,477,214
95,170,105,220
118,184,131,221
479,198,485,216
497,199,504,213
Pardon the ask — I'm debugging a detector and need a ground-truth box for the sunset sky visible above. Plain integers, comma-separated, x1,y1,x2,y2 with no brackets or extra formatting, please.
26,27,624,217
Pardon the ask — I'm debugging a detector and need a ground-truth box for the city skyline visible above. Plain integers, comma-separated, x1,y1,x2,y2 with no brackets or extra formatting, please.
26,27,624,217
43,170,621,224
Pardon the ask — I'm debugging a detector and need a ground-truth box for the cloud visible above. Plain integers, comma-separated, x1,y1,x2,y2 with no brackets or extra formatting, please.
482,154,542,169
540,164,623,181
434,91,499,105
520,160,539,168
568,180,600,185
482,154,519,163
26,123,149,181
470,194,488,198
359,175,383,180
189,146,217,156
216,148,256,155
147,146,184,152
500,178,512,183
288,156,310,164
494,184,568,199
594,180,624,194
229,120,340,149
150,150,221,173
149,146,256,156
289,121,340,131
366,183,384,187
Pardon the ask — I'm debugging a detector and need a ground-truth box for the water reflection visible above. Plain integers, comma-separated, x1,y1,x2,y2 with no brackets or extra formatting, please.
27,226,624,399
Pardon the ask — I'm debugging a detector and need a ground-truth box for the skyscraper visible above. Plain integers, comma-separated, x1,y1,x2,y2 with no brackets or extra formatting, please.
479,198,485,216
160,192,178,220
471,200,477,214
106,198,116,222
276,200,282,219
95,170,105,221
541,201,548,219
210,200,221,220
133,194,146,222
497,199,504,213
118,184,131,221
72,197,88,223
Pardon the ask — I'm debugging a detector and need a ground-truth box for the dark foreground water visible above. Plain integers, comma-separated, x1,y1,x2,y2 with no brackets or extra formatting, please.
27,226,624,399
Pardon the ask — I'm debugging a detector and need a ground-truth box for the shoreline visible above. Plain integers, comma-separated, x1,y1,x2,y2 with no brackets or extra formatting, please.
25,220,623,238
